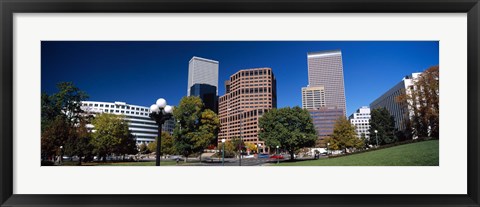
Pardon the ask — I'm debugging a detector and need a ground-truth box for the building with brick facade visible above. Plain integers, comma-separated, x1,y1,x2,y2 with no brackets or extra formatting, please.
218,68,277,153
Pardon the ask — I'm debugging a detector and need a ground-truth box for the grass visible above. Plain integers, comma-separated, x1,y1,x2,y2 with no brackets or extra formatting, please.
62,160,193,166
277,140,439,166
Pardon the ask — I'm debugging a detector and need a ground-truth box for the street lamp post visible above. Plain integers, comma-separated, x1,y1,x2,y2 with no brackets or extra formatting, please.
239,110,243,166
276,145,280,164
374,130,379,147
59,146,63,165
257,143,262,158
327,143,330,156
221,138,226,166
149,98,173,166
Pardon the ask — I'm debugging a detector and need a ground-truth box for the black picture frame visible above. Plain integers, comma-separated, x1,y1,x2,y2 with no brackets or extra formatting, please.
1,0,479,206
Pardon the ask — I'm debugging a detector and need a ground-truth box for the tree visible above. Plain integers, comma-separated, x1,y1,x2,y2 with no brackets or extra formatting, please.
173,96,220,161
147,132,177,155
64,119,94,165
139,143,149,154
396,66,439,139
369,108,396,146
327,116,362,153
230,136,245,157
41,82,90,162
218,140,236,158
91,113,133,161
245,142,257,154
52,82,89,126
258,106,317,160
41,116,71,161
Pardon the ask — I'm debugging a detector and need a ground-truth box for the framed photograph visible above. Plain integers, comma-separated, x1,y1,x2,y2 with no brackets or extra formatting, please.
1,0,479,206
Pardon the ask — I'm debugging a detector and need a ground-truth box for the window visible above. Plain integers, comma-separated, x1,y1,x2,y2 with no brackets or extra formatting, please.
100,104,104,107
94,104,98,107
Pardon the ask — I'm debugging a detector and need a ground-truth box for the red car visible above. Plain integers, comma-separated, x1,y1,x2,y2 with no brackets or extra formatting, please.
269,154,284,160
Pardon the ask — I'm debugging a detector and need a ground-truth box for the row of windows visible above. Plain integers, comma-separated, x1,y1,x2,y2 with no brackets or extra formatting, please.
83,103,148,112
230,69,272,82
95,108,149,116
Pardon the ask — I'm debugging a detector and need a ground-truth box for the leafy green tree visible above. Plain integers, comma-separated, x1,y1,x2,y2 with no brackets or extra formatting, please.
230,136,245,156
258,106,317,160
218,140,236,158
328,116,362,153
139,143,149,154
147,132,177,155
173,96,220,162
91,113,133,161
369,107,396,146
64,120,94,165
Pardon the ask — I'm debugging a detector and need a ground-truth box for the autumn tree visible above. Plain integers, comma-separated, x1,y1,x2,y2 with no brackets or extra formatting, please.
396,65,439,139
63,119,94,165
41,82,90,163
327,116,363,153
368,108,396,146
218,140,236,158
245,142,257,154
41,116,71,162
258,106,317,160
173,96,220,162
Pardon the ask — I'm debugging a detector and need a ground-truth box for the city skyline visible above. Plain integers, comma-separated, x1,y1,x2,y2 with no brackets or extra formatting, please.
41,41,439,116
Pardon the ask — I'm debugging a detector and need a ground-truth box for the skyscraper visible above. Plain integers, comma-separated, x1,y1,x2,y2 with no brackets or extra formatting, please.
218,68,277,152
187,56,219,96
302,50,346,140
190,83,218,113
307,50,346,114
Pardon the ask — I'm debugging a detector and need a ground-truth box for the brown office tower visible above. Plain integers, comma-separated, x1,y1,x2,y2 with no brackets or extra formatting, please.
218,68,277,153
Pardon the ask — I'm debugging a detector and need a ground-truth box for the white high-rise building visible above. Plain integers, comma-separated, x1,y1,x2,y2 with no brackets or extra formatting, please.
80,101,175,145
302,86,326,110
370,73,421,131
307,50,346,114
349,106,371,138
187,56,219,96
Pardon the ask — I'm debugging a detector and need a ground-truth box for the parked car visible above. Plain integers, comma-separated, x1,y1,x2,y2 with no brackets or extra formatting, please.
258,153,269,158
269,154,284,160
168,155,184,161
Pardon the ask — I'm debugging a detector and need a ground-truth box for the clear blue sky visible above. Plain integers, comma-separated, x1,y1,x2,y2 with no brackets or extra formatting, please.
41,41,439,116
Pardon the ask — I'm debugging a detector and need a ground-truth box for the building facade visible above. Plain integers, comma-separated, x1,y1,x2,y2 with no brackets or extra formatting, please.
187,56,219,96
301,86,326,110
308,107,344,138
81,101,175,145
370,73,421,131
302,50,347,139
218,68,277,151
307,50,347,114
349,106,371,138
189,83,218,113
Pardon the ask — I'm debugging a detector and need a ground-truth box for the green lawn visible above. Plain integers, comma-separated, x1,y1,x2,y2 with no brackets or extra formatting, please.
277,140,439,166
